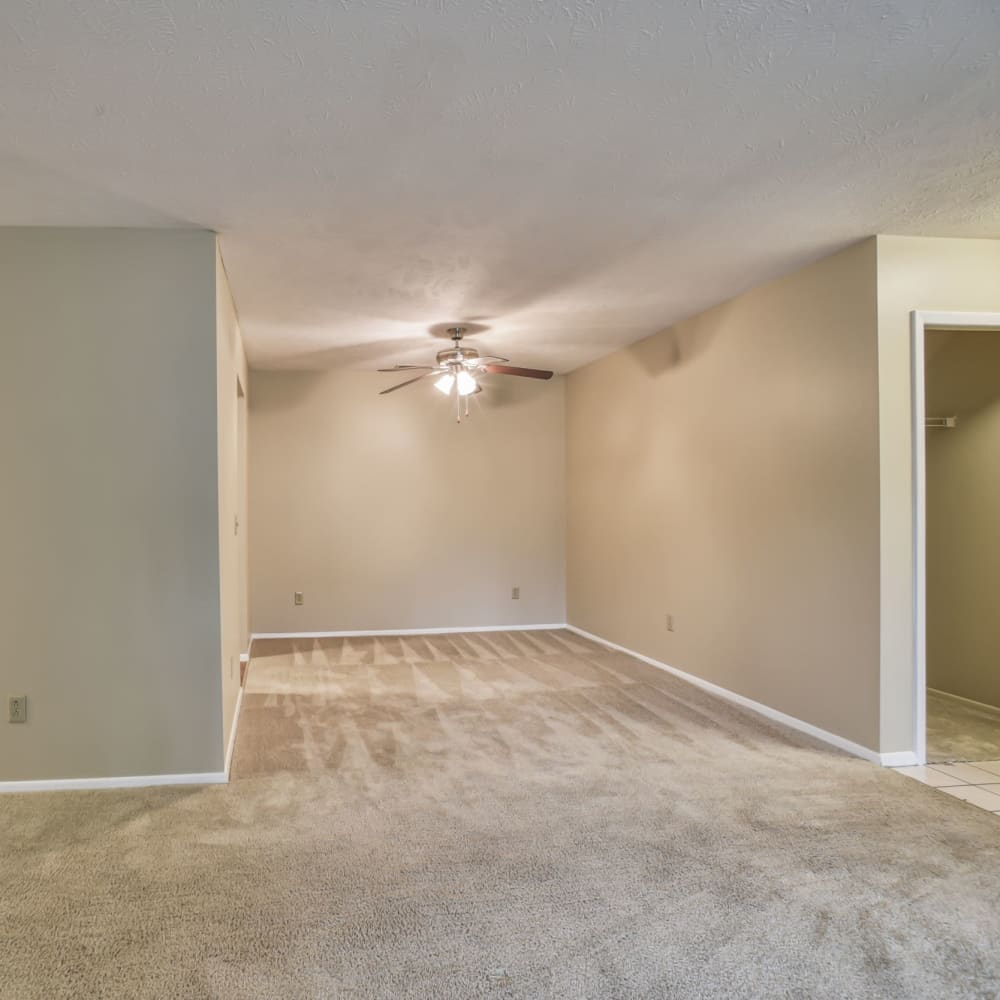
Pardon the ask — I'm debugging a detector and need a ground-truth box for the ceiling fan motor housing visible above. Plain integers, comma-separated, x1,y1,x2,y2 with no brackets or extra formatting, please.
436,346,479,367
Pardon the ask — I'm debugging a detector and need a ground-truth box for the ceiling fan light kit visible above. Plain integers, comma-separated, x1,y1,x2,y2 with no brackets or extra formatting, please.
455,370,478,395
433,373,455,395
378,327,554,422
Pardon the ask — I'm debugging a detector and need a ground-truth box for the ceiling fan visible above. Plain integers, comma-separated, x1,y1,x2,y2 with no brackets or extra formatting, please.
378,327,554,421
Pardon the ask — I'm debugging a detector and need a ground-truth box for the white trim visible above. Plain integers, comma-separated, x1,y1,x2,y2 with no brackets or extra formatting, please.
239,652,250,664
909,310,1000,768
928,686,1000,715
911,310,928,767
250,623,567,640
912,310,1000,331
881,751,920,768
224,686,244,778
0,771,227,794
566,625,883,764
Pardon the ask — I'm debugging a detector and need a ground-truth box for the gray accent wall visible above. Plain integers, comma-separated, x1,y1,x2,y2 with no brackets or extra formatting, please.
0,228,226,781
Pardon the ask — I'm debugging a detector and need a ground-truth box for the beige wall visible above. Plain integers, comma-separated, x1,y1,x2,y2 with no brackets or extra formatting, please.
0,228,225,781
876,237,1000,752
567,239,882,750
216,246,249,757
925,335,1000,709
249,370,565,633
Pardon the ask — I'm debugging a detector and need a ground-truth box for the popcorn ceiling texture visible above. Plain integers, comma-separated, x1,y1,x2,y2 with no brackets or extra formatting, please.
0,2,998,370
2,629,1000,998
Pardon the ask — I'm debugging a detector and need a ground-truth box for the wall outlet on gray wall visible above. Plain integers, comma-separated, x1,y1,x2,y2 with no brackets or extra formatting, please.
294,591,304,606
511,586,520,600
666,614,675,632
8,695,27,723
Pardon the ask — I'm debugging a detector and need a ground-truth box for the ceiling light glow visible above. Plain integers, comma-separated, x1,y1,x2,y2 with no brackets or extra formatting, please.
455,370,478,396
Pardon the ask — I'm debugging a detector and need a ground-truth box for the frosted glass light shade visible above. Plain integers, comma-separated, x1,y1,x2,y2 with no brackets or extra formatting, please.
455,370,478,396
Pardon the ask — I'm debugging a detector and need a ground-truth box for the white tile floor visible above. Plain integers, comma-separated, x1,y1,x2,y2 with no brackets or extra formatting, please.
894,760,1000,814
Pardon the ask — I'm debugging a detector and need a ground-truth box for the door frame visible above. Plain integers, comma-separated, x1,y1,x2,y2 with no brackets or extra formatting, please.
236,375,248,658
910,310,1000,765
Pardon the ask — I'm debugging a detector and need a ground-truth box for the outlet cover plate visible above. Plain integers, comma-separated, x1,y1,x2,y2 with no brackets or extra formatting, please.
8,695,27,723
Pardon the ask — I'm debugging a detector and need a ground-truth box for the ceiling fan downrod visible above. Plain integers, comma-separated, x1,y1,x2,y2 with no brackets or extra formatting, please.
450,329,471,422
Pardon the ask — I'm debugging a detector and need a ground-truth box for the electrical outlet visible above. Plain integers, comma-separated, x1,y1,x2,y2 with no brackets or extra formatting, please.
294,591,304,606
511,586,520,600
8,695,27,723
666,614,675,632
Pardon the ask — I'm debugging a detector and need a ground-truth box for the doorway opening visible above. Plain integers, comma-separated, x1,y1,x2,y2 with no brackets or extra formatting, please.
912,312,1000,771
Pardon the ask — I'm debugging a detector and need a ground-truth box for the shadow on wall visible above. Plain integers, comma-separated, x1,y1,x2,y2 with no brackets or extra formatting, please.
623,300,732,378
247,370,330,415
926,329,1000,420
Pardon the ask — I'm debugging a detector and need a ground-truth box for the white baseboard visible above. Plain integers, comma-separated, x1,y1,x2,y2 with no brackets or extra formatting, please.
928,687,1000,715
566,625,884,765
250,623,568,640
224,685,244,778
0,771,228,794
5,623,895,792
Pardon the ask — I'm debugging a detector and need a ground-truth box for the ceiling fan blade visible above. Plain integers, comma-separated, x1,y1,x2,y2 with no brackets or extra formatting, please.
482,364,554,380
472,355,510,365
379,371,436,394
377,365,434,372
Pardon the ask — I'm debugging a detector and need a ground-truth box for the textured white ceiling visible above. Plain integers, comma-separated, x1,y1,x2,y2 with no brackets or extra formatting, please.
1,2,998,372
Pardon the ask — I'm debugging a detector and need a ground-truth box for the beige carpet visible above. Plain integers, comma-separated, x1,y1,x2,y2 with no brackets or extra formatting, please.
927,688,1000,763
2,628,1000,999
